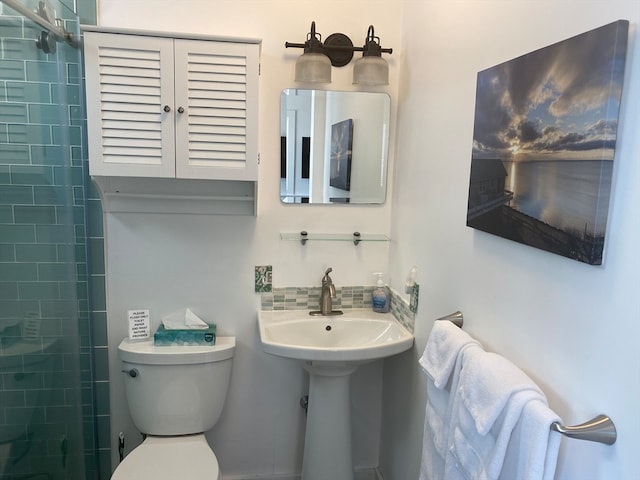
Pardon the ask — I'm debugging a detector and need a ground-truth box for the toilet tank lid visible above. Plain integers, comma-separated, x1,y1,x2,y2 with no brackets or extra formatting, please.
118,336,235,365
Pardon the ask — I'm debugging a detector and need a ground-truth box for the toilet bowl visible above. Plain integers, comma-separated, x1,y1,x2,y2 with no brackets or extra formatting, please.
111,434,220,480
112,336,235,480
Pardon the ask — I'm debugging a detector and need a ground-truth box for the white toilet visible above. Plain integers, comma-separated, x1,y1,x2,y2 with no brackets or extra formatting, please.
112,336,236,480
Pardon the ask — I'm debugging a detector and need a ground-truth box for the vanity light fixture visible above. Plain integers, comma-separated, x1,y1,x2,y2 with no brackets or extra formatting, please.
287,21,332,84
285,21,392,85
353,26,389,86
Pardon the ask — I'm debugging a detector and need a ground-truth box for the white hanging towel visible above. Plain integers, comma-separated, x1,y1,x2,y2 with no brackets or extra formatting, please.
500,398,562,480
419,320,482,387
445,347,561,480
419,321,482,480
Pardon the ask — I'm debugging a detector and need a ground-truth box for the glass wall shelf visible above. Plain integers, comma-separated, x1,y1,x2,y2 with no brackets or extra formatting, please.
280,231,390,245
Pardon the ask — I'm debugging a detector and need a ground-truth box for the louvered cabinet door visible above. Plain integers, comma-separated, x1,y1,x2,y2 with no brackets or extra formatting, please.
173,40,259,181
84,32,176,177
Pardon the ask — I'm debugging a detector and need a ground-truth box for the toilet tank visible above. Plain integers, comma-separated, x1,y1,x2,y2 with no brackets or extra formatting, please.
118,336,235,436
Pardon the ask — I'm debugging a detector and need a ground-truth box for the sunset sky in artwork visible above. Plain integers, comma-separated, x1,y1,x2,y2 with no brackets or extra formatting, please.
471,21,628,162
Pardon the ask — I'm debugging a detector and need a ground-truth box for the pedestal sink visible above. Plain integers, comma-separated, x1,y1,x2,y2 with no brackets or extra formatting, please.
257,309,414,480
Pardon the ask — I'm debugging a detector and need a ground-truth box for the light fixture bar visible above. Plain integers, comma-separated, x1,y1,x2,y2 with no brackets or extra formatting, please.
285,22,392,67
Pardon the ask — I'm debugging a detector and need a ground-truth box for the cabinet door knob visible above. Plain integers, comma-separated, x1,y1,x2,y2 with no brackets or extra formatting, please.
177,106,185,114
163,105,171,113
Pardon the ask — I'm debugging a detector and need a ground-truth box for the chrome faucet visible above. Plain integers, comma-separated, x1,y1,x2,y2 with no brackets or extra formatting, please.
310,267,343,316
320,268,336,315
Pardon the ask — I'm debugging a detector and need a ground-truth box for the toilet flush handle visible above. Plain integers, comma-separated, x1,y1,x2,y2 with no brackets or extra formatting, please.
121,368,139,378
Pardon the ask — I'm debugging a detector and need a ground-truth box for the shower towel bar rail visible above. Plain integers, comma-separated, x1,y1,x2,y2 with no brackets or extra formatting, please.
436,311,617,445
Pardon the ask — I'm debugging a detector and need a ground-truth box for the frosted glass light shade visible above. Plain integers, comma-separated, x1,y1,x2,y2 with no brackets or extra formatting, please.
295,52,332,83
353,56,389,86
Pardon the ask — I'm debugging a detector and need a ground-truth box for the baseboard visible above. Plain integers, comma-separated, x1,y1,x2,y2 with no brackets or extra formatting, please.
223,466,382,480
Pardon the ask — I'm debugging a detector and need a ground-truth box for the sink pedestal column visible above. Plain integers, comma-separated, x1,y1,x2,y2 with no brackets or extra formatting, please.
301,361,359,480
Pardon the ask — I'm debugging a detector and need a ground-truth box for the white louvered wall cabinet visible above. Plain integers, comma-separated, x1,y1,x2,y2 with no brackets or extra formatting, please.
82,27,261,215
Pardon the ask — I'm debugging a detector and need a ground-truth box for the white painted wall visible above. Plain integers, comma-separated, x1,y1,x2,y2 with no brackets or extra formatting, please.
96,1,401,477
381,2,640,480
97,1,639,478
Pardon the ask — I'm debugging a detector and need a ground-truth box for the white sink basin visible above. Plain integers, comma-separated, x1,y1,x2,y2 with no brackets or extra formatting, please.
259,309,414,479
258,309,414,363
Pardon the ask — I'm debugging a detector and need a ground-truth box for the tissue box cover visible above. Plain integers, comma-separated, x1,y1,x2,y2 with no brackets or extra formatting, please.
154,324,216,346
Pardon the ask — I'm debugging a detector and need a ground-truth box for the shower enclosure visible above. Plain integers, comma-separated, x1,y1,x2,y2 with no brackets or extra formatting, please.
0,0,103,478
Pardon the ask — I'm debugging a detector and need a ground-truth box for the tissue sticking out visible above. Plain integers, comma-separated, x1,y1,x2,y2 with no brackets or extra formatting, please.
162,308,209,330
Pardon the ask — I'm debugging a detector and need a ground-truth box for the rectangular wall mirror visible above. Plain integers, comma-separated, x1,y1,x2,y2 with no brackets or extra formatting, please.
280,89,390,204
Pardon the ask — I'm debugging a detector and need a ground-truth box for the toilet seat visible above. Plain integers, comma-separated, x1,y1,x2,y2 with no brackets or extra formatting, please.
111,434,220,480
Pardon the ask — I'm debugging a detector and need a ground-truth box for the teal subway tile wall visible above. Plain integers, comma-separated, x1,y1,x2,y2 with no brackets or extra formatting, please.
0,0,107,478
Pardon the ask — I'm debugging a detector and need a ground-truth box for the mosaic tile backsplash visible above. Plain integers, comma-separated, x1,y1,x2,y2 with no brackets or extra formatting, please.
261,286,416,332
254,265,272,292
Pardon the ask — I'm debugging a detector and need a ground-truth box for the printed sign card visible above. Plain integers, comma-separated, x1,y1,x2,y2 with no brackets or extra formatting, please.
128,310,150,339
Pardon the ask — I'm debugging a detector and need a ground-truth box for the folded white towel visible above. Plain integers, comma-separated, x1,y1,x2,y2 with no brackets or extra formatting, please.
448,388,544,479
419,320,481,388
459,348,543,435
446,347,557,480
419,321,482,480
424,342,483,459
500,398,561,480
421,324,562,480
421,404,446,480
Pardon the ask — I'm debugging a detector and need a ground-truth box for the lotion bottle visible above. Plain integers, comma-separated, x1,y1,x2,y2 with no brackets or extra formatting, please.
372,273,390,313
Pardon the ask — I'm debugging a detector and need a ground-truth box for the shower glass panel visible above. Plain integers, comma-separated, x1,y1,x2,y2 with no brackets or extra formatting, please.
0,0,97,478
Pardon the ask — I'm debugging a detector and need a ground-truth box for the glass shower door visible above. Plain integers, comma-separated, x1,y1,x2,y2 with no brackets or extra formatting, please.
0,0,94,478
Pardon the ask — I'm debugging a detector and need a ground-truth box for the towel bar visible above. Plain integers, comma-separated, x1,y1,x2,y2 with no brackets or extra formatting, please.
435,311,617,445
551,415,616,445
436,310,464,328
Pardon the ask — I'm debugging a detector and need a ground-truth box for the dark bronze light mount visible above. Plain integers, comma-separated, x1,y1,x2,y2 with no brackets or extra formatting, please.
285,21,393,85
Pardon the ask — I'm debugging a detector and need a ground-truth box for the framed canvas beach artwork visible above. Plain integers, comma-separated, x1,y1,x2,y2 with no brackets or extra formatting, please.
466,20,629,265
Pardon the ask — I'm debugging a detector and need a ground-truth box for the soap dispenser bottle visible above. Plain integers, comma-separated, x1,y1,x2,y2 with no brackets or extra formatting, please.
372,273,390,313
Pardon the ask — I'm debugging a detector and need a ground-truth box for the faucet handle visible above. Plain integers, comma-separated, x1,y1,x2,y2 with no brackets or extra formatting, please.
322,267,333,283
323,267,333,284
